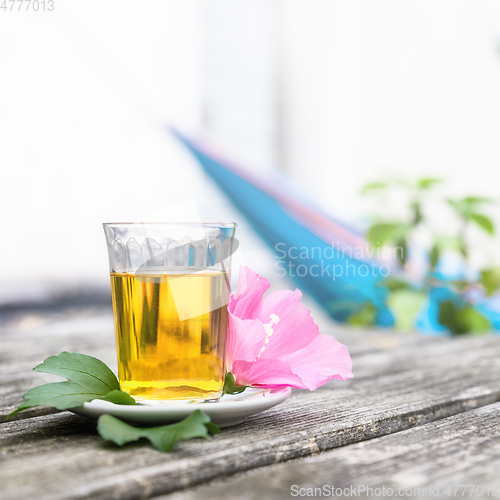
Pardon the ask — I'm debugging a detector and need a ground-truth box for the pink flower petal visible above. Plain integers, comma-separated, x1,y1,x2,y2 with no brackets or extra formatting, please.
226,313,267,370
228,266,270,320
232,358,306,389
253,289,321,360
226,266,353,391
280,334,353,390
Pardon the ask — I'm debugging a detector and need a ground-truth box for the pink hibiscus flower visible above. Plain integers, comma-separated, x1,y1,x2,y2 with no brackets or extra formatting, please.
226,266,353,390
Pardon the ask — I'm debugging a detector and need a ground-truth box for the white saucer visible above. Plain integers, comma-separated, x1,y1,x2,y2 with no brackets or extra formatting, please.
70,387,291,428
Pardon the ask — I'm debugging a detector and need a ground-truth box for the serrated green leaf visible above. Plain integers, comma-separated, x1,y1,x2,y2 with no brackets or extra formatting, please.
34,352,119,393
204,422,221,436
9,352,135,417
470,213,494,234
9,382,106,417
222,372,248,395
99,390,136,405
97,410,219,452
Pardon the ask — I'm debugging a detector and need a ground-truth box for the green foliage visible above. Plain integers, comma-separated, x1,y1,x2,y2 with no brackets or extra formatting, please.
360,181,387,194
366,223,408,266
97,410,220,452
222,372,248,395
438,301,490,336
9,352,135,417
356,176,498,335
347,302,378,327
387,289,426,331
417,178,443,189
470,213,494,234
429,244,440,269
99,390,137,405
367,224,399,248
480,267,500,296
380,276,412,292
11,353,221,455
446,196,495,235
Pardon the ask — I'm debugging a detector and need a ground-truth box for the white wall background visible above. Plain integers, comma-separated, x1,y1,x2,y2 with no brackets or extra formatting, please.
0,1,205,301
2,0,500,304
277,0,500,227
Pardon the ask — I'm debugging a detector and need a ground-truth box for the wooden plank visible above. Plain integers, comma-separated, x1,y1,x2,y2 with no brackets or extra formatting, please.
0,307,446,420
165,402,500,500
2,333,500,499
0,309,490,421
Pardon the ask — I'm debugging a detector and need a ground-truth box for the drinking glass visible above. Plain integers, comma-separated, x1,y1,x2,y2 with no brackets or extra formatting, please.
103,222,238,404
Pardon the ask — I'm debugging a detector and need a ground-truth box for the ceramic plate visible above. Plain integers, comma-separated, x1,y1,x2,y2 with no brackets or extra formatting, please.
70,387,291,428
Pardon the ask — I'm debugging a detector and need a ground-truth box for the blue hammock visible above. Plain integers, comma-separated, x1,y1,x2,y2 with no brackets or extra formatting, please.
173,130,500,333
173,131,394,326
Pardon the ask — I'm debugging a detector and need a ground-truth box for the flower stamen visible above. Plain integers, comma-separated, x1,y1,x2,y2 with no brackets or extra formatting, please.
255,314,280,360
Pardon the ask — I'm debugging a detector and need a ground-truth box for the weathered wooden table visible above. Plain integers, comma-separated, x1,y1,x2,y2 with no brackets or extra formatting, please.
2,305,500,499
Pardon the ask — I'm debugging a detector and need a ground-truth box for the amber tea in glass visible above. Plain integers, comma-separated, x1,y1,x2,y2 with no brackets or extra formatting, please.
103,223,237,404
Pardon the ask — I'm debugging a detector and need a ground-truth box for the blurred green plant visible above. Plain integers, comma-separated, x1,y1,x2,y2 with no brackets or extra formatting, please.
349,177,499,335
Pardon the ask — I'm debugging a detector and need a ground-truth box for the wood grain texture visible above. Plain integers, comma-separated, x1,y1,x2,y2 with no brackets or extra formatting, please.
0,309,434,419
165,402,500,500
2,308,500,499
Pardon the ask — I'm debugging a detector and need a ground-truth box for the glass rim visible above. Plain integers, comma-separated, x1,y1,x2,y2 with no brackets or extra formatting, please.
103,221,238,229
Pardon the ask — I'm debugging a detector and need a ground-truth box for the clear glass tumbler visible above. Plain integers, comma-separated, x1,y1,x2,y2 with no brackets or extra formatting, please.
103,222,238,404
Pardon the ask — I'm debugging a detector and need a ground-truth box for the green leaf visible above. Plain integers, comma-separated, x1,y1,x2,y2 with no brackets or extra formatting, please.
361,181,387,194
433,235,462,252
97,410,220,452
446,198,471,219
449,280,473,292
470,213,494,234
417,177,443,190
347,302,377,327
480,267,500,296
222,372,248,395
459,307,491,334
367,223,398,248
99,390,136,406
438,300,490,335
463,196,495,205
411,201,422,225
9,352,135,417
429,244,440,269
387,289,426,331
34,352,120,392
433,233,467,260
447,197,495,221
396,237,408,266
380,277,412,292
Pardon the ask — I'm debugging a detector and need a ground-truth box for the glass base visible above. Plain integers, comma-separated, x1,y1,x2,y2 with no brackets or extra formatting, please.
120,379,223,404
133,395,221,406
